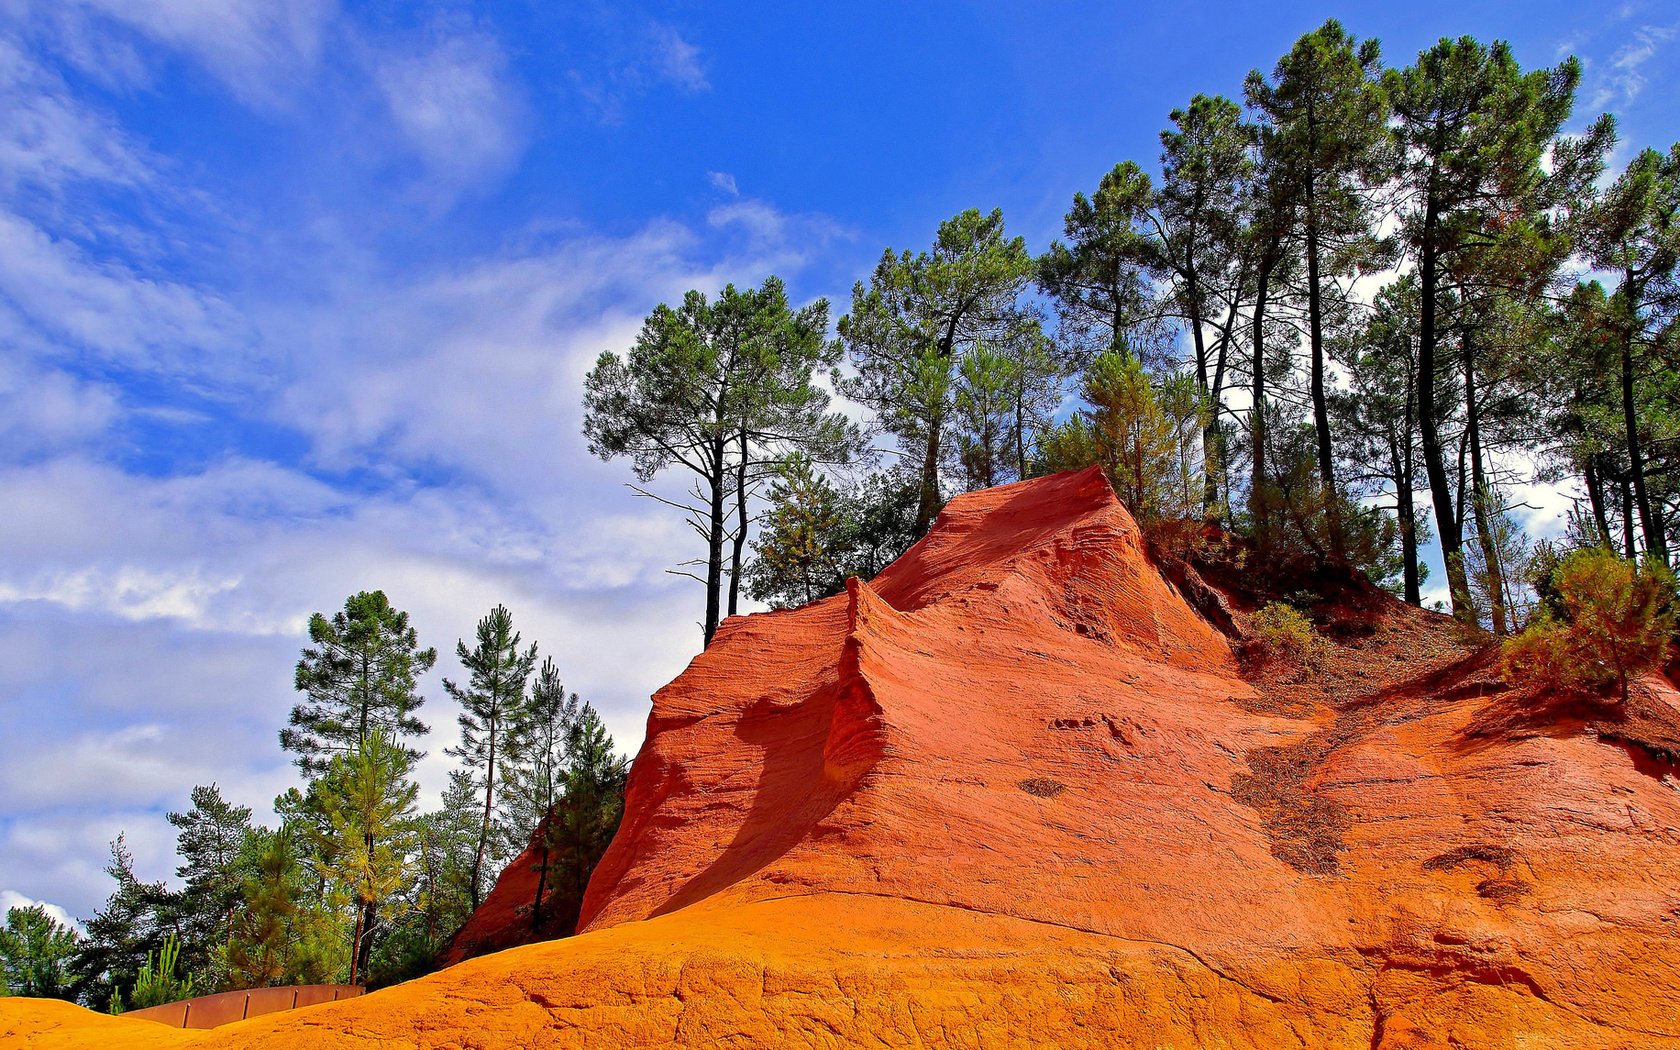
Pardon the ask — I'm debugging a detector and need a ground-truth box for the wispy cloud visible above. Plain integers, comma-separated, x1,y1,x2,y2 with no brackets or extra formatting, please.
1586,22,1677,109
648,22,708,93
41,0,338,110
708,170,739,196
372,29,527,197
569,19,710,124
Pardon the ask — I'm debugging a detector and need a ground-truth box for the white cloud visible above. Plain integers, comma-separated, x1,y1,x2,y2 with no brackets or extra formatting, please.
0,357,119,455
49,0,337,109
0,37,153,195
0,209,253,375
373,30,526,194
708,170,739,196
1586,22,1677,110
0,889,81,933
648,23,708,93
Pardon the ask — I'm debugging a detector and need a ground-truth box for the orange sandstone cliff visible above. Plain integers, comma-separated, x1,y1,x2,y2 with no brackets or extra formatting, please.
6,466,1680,1049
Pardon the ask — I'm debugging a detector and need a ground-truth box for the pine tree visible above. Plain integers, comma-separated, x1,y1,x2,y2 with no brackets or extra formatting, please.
0,905,80,1000
1579,144,1680,564
1246,20,1390,554
502,659,584,933
542,705,629,936
1038,160,1163,362
224,824,342,989
284,591,437,775
69,836,182,1011
1331,276,1431,604
310,729,419,986
1386,36,1611,621
1156,94,1257,513
838,208,1037,534
444,604,537,912
165,784,252,988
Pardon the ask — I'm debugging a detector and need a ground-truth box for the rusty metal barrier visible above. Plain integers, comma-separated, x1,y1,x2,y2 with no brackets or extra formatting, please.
126,984,364,1029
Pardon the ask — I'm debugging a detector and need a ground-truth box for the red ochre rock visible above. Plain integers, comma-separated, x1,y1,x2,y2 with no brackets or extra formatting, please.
7,466,1680,1048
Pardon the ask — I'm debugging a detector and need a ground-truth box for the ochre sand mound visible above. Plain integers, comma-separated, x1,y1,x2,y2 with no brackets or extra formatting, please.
6,466,1679,1048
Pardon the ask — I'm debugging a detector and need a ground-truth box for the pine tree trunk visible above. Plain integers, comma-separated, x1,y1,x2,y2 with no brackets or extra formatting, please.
703,432,728,647
1585,452,1612,547
1417,196,1472,622
1304,193,1341,557
531,829,551,935
728,427,749,617
1621,317,1664,560
1621,473,1638,560
915,413,942,534
471,711,499,912
347,906,363,986
1463,336,1507,636
1249,247,1275,535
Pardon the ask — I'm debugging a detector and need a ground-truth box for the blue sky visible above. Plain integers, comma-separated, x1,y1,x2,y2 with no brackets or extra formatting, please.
2,0,1677,921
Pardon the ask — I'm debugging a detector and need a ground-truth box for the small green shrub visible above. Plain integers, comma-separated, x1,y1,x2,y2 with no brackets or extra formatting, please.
1250,602,1324,669
129,933,193,1009
1501,548,1677,701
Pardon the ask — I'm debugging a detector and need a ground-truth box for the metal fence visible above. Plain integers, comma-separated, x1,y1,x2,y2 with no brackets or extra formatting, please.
125,984,364,1029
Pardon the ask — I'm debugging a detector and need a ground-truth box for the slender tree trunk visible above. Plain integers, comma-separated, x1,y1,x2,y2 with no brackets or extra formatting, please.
1417,198,1473,622
915,318,962,535
1206,293,1240,521
356,890,375,984
727,427,749,617
1249,245,1277,535
1014,393,1027,481
1182,259,1221,516
1621,316,1664,560
1303,181,1340,556
1585,452,1612,547
347,904,363,986
915,413,943,534
470,712,499,912
1621,473,1638,560
359,653,370,750
1401,342,1422,605
703,432,727,646
531,828,551,935
1462,335,1507,635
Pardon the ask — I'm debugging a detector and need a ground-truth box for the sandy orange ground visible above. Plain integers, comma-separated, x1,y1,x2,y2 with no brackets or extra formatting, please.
6,467,1679,1048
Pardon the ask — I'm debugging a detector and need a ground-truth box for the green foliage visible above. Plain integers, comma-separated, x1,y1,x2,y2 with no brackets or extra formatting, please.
69,835,183,1010
129,933,192,1010
444,604,538,912
1038,160,1166,362
224,824,343,989
284,591,437,776
1040,350,1204,524
164,784,252,991
0,905,81,1000
1248,409,1404,593
838,208,1040,531
1502,548,1678,701
309,729,420,985
538,705,630,935
745,467,926,610
584,276,856,646
1249,602,1325,669
745,455,844,608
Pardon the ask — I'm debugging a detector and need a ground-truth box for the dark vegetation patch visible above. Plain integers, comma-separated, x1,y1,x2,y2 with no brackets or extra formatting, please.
1018,777,1066,798
1230,745,1350,875
1423,844,1517,873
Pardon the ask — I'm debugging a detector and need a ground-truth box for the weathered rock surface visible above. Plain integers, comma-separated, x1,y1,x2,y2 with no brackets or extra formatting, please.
6,466,1680,1048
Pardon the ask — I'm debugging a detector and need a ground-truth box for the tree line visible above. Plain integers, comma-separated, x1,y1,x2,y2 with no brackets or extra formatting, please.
586,22,1678,631
1,592,627,1007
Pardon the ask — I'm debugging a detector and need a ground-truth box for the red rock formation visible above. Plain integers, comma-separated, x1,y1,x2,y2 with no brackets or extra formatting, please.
6,466,1680,1048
